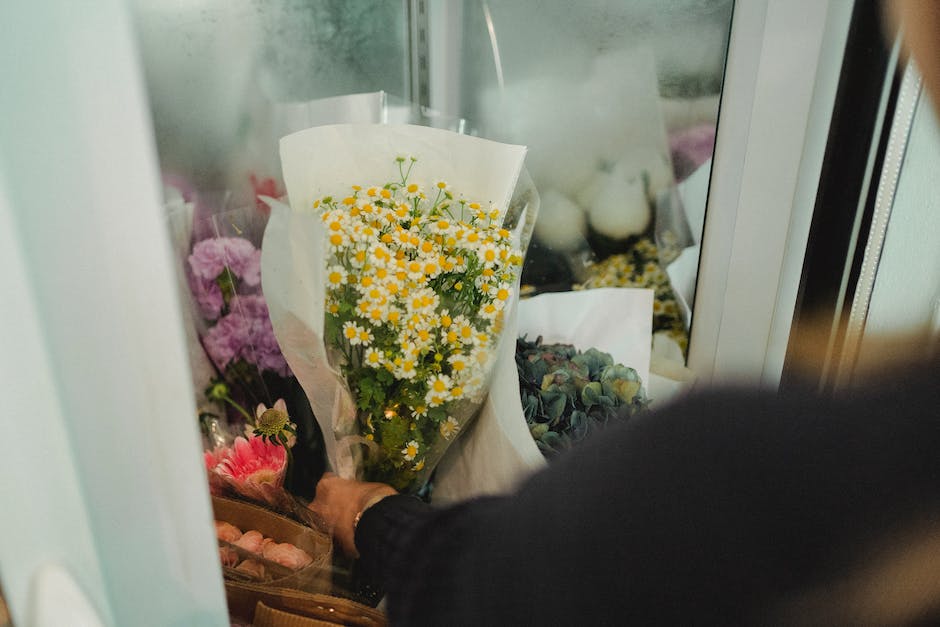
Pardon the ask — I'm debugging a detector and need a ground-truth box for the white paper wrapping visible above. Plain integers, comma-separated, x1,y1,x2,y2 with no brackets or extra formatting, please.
271,92,387,139
430,299,546,504
262,123,528,487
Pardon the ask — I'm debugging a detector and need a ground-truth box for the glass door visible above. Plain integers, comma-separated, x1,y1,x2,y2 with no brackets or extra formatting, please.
0,1,861,624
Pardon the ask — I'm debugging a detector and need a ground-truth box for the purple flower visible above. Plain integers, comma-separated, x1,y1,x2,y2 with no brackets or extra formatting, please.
223,239,262,287
252,316,291,377
189,272,225,320
203,311,252,370
188,237,262,287
202,293,292,378
189,238,230,281
231,293,270,320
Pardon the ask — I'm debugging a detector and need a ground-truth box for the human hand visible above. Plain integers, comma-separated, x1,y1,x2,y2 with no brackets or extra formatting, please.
308,472,397,558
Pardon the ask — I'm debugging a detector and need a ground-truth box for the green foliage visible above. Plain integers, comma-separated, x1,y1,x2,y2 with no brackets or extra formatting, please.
516,335,649,459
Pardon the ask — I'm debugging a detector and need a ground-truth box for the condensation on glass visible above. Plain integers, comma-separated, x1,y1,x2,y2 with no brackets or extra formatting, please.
131,0,733,361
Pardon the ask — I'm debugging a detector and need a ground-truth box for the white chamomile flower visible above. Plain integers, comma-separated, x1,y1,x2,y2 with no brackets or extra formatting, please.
440,417,460,439
343,321,365,345
405,258,425,282
480,301,500,320
396,357,418,379
347,246,368,269
412,326,434,347
401,440,419,461
463,374,486,400
364,347,384,368
327,230,349,252
357,327,375,346
326,265,348,287
430,217,452,235
447,353,468,376
455,318,475,345
425,374,453,407
377,187,394,205
478,242,499,268
404,182,422,200
470,346,492,370
370,243,393,268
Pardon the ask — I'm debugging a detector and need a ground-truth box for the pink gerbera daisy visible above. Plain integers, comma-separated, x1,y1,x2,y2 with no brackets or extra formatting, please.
213,436,287,504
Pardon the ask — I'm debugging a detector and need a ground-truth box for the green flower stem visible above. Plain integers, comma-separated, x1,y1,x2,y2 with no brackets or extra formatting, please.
220,393,253,423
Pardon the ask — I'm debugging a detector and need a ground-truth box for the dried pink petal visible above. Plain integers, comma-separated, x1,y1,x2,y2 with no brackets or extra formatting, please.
233,529,264,555
214,521,242,543
234,559,265,579
261,540,314,570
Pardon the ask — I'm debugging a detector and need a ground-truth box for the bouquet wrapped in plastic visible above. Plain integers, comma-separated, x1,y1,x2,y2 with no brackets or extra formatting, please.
262,124,532,493
166,190,327,505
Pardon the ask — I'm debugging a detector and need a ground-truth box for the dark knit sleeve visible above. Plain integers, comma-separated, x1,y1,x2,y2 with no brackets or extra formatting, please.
349,366,940,626
354,494,434,586
354,492,509,625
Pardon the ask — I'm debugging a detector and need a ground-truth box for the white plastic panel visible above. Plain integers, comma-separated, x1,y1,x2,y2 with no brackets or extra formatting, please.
688,0,853,388
0,168,111,627
0,1,227,624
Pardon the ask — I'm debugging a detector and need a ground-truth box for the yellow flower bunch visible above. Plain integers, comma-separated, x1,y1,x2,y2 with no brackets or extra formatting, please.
314,157,523,491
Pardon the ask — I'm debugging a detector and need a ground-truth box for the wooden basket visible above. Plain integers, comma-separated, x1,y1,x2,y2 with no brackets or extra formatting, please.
212,496,332,593
225,586,387,626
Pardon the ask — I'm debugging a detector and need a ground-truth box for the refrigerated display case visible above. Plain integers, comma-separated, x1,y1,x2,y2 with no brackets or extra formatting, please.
5,1,936,624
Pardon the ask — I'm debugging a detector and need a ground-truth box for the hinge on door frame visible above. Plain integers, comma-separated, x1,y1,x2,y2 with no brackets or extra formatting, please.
407,0,430,109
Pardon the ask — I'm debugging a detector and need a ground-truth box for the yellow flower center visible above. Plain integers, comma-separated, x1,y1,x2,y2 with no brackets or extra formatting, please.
256,408,289,436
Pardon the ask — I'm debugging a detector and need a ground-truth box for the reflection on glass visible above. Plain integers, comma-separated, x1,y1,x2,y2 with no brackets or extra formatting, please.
128,1,734,617
132,2,733,360
132,0,409,199
445,0,734,358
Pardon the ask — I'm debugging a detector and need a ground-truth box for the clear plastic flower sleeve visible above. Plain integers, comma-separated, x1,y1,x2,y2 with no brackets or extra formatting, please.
262,123,534,493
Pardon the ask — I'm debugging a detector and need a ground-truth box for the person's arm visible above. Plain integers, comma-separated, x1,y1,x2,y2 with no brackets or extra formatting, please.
310,365,940,625
307,473,398,558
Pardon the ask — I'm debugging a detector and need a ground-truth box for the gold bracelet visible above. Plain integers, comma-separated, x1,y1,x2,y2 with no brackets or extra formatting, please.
353,492,393,530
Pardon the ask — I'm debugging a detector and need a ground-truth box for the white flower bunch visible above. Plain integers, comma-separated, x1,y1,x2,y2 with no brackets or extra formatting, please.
315,157,523,490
